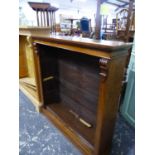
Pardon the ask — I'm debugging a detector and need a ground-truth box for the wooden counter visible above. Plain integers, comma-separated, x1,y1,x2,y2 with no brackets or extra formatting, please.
19,29,132,155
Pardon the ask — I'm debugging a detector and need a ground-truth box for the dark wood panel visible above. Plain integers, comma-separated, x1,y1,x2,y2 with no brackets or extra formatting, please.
60,82,98,115
59,59,99,96
60,93,97,127
46,103,96,146
39,45,59,78
57,49,100,127
38,45,60,104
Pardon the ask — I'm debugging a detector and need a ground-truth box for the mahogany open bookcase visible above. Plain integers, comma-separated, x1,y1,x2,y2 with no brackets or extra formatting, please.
39,44,99,145
19,32,132,155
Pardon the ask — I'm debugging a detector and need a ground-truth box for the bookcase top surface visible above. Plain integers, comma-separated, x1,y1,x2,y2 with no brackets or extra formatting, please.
32,35,132,52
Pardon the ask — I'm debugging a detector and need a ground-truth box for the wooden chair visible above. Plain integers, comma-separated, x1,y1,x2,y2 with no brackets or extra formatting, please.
116,2,135,42
115,2,135,107
80,17,92,38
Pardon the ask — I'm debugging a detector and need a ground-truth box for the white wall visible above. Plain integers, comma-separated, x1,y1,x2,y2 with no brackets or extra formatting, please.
19,0,117,27
19,0,97,26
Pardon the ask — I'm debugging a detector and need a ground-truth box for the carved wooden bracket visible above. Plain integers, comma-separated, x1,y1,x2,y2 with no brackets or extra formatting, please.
99,58,109,82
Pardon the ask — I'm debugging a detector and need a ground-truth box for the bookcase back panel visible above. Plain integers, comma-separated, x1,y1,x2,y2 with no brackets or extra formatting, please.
38,45,100,145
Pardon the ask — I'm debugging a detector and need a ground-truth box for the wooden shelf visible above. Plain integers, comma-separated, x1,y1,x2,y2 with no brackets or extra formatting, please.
46,103,96,146
19,78,40,107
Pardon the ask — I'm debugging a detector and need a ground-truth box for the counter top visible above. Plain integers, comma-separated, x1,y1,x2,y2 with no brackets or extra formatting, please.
19,27,132,58
32,35,132,52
